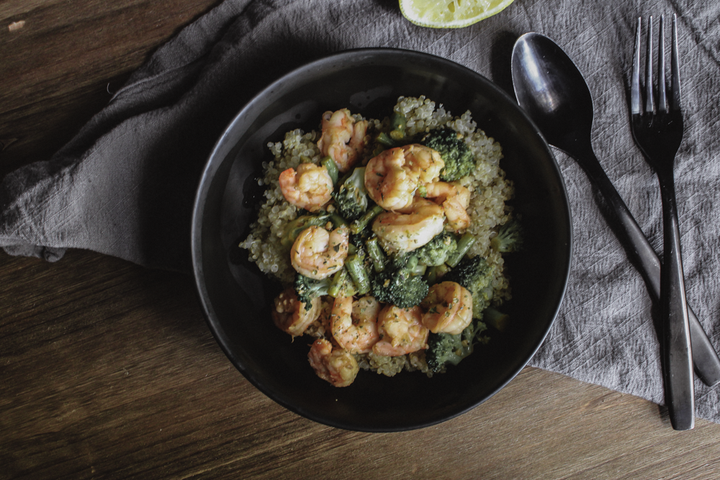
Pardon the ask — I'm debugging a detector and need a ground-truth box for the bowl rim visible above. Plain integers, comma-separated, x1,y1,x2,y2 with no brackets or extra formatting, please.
191,46,573,431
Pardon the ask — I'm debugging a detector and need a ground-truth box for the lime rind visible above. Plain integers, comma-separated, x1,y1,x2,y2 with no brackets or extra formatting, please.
400,0,514,29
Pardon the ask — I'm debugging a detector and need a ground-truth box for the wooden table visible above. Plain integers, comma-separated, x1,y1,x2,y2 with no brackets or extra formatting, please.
2,1,720,478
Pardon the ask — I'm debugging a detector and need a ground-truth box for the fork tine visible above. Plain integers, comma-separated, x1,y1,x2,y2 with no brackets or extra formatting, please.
671,13,682,112
645,16,655,114
658,15,668,113
631,17,642,115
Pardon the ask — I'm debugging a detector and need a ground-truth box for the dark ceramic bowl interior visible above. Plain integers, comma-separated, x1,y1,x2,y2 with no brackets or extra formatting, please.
191,48,572,432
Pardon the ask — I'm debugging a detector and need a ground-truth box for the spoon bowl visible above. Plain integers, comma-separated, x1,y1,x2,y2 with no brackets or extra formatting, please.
511,32,594,156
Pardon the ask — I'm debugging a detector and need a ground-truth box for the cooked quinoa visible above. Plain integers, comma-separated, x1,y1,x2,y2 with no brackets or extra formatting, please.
239,96,514,380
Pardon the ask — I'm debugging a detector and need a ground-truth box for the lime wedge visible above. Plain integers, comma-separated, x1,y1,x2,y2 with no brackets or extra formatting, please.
400,0,514,28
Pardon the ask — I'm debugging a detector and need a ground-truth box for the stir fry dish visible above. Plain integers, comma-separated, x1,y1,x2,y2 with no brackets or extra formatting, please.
239,96,521,387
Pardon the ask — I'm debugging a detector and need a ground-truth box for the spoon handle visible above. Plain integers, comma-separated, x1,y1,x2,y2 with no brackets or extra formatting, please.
572,146,720,387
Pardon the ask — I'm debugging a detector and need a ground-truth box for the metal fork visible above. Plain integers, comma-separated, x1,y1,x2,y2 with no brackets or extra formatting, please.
631,14,693,430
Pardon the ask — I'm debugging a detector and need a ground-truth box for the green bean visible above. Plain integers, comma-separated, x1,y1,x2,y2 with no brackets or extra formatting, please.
375,132,396,148
345,253,371,295
446,233,476,267
365,236,386,272
329,213,348,228
328,268,348,298
425,264,450,285
351,204,384,234
411,263,427,277
321,156,339,185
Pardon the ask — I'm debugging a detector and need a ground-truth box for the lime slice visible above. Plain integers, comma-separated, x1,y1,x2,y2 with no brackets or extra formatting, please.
400,0,514,28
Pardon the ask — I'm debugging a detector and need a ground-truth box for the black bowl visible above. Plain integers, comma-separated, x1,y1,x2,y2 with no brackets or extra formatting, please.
191,48,572,432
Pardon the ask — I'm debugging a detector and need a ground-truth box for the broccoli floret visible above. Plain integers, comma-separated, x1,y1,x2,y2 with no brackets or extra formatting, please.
389,112,408,141
425,320,487,373
295,267,358,302
371,254,429,309
333,167,368,221
442,255,495,318
294,273,332,310
373,112,410,149
483,307,509,332
421,128,475,182
491,219,524,253
415,232,458,267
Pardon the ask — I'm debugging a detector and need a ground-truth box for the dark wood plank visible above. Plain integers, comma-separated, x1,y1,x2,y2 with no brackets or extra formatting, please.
0,0,220,176
3,252,720,479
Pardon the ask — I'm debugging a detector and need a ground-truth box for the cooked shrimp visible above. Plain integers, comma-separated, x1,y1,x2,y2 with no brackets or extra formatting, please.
425,181,471,233
315,297,335,337
303,296,334,338
308,338,359,387
373,305,429,357
372,197,445,253
290,224,349,280
271,287,322,337
420,281,473,335
331,295,380,354
364,144,444,211
279,162,333,212
317,109,369,173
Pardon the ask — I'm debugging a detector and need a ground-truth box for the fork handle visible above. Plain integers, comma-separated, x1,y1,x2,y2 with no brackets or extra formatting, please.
658,174,695,430
572,146,720,387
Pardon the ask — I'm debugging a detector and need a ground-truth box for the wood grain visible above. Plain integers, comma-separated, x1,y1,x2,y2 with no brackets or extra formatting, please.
2,1,720,479
3,252,720,478
0,0,220,176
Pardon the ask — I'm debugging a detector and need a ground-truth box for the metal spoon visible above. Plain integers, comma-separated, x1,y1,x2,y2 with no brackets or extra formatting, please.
511,32,720,387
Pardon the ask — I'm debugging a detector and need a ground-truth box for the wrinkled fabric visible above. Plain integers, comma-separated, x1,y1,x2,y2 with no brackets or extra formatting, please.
2,0,719,422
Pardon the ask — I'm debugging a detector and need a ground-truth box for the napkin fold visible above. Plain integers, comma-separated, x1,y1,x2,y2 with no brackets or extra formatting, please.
3,0,720,422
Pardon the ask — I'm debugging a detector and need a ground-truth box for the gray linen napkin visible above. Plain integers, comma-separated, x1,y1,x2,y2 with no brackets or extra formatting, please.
2,0,720,422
